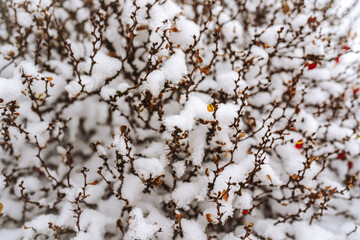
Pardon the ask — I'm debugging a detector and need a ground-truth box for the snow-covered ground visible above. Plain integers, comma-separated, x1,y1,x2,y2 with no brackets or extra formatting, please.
0,0,360,239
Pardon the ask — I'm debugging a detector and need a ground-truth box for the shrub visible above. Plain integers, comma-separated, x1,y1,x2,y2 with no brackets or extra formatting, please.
0,0,360,239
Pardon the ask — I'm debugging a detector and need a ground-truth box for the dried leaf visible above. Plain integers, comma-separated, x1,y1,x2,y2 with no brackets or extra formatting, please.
82,194,90,199
108,52,117,57
0,202,3,214
329,187,337,195
266,174,272,183
88,180,99,185
176,213,183,222
199,66,210,74
307,16,317,24
136,24,148,31
154,176,163,186
170,27,180,32
205,168,210,177
195,52,203,63
292,174,299,180
282,1,290,14
221,190,229,201
120,125,127,134
264,43,271,48
238,132,246,139
206,213,213,223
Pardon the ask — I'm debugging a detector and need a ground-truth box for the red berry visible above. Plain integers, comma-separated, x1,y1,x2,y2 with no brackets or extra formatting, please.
308,62,317,70
242,210,249,215
354,88,359,94
342,45,350,51
348,161,353,169
295,140,303,149
336,56,340,63
337,152,346,160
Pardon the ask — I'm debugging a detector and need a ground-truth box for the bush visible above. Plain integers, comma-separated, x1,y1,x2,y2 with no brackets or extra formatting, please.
0,0,360,239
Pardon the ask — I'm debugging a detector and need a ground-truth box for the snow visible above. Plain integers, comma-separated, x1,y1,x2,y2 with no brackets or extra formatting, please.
170,16,200,48
1,0,360,239
0,78,24,101
172,177,207,209
161,49,188,84
181,219,207,240
141,70,165,96
124,208,160,240
260,25,283,47
134,158,164,180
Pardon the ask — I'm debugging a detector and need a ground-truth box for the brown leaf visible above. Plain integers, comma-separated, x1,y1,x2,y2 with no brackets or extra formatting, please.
206,213,213,223
195,50,203,63
266,174,272,183
154,176,163,186
292,174,299,180
329,187,337,196
289,85,296,99
82,194,90,199
282,1,290,14
199,66,210,74
176,213,183,222
264,43,271,48
120,125,127,134
7,51,15,57
307,16,317,24
170,27,180,32
136,24,148,31
221,190,229,201
88,180,99,185
108,52,117,57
